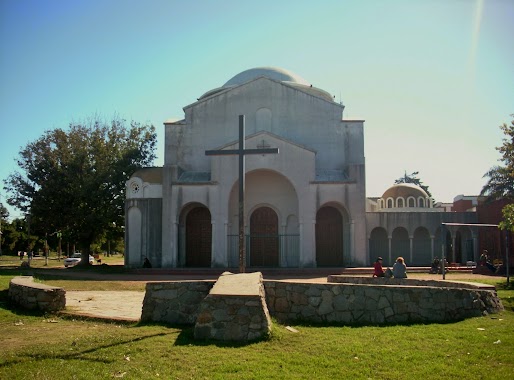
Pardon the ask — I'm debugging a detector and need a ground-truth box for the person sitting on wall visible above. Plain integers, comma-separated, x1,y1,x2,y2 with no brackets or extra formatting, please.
143,258,152,268
393,256,408,278
479,250,488,266
430,257,440,274
373,257,385,277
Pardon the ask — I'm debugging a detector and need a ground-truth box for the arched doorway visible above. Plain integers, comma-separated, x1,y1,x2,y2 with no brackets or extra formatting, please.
316,206,344,266
455,227,473,264
391,227,409,262
249,206,279,267
127,206,142,267
185,207,212,267
369,227,388,266
412,227,431,266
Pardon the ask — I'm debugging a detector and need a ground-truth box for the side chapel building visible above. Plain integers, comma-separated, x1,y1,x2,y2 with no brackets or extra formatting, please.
125,67,486,269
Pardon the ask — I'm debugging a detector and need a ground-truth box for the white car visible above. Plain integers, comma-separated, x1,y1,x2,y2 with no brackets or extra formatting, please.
64,253,95,267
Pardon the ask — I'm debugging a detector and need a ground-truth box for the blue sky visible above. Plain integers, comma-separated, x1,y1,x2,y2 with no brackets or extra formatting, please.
1,0,513,219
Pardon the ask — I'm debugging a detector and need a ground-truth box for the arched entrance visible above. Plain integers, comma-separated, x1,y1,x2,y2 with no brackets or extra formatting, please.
316,206,344,266
185,206,212,267
391,227,409,262
455,227,473,264
249,206,279,267
413,227,431,266
369,227,388,266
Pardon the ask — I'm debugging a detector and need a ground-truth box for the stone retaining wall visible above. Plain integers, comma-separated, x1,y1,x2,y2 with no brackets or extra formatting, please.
141,281,214,324
327,275,495,289
265,281,503,324
194,272,272,341
8,276,66,312
141,278,503,326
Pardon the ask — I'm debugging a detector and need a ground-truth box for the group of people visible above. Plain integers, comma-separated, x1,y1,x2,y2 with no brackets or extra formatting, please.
373,256,407,278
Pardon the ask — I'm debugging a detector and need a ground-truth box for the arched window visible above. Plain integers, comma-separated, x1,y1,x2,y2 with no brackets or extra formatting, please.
418,197,425,207
387,198,393,208
397,198,404,208
408,197,415,207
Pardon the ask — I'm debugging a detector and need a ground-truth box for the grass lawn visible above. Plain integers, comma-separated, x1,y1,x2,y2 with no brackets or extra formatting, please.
0,273,513,379
0,253,125,269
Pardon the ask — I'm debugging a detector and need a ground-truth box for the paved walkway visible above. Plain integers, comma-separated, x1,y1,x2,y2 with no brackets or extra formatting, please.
64,291,145,322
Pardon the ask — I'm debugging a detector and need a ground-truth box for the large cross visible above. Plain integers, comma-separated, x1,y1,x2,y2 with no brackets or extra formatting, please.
205,115,279,273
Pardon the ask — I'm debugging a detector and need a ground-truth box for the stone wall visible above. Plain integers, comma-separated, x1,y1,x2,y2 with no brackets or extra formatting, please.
8,276,66,312
141,281,214,324
327,275,495,289
194,272,272,341
141,278,503,326
265,281,503,324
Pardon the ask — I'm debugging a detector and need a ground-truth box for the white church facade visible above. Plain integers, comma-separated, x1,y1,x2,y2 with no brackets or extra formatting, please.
125,67,478,269
125,67,367,268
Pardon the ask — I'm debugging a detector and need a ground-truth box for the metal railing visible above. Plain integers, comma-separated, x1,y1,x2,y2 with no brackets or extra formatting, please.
227,234,300,268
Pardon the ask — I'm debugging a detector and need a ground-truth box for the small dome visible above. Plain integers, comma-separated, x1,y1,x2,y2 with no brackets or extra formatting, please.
223,67,310,87
382,183,429,200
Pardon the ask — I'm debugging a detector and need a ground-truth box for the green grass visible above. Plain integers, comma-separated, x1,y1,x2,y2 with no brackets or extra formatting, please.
0,253,125,269
0,274,513,379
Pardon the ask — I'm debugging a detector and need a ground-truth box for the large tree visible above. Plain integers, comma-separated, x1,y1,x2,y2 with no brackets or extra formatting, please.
394,171,432,198
4,117,156,264
481,115,514,200
0,202,7,255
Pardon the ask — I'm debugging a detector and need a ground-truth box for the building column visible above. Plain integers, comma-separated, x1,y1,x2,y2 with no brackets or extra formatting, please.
409,236,414,263
452,236,457,263
430,236,435,262
350,220,355,265
280,224,287,267
210,221,216,268
472,231,479,263
388,236,392,266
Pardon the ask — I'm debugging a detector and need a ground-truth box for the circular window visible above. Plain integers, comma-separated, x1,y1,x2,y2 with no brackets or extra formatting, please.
130,182,140,194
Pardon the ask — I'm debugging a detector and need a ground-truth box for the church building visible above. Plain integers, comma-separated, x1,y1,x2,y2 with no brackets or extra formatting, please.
125,66,487,269
125,67,367,268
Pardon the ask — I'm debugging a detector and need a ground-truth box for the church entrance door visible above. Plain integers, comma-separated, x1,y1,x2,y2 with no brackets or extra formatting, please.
316,206,344,266
250,207,279,267
185,207,212,267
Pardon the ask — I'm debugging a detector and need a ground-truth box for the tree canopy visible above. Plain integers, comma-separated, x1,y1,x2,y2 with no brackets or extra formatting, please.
481,115,514,201
3,117,156,262
394,171,432,198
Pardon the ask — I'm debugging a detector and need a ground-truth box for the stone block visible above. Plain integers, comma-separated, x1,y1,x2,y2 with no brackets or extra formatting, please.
194,272,272,342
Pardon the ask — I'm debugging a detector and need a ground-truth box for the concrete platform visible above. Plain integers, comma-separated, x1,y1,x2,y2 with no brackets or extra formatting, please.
62,291,145,322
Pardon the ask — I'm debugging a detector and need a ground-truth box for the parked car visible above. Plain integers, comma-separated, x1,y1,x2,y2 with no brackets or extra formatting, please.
64,253,95,267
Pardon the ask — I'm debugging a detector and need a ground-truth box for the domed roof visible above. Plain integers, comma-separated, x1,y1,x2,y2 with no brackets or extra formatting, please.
223,67,310,87
382,183,429,200
197,67,335,102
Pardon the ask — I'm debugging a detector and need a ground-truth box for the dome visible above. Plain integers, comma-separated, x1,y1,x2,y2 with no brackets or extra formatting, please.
197,66,333,102
223,67,310,87
382,183,429,200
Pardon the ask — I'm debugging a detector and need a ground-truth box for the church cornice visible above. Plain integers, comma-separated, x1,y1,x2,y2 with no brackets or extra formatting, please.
183,76,340,111
209,130,317,154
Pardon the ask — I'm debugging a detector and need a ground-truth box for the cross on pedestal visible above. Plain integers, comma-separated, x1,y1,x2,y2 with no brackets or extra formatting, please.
205,115,279,273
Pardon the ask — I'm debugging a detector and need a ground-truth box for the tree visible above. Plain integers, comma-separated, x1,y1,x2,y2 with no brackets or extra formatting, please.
0,202,7,255
498,203,513,286
394,171,432,198
3,116,156,265
481,115,514,200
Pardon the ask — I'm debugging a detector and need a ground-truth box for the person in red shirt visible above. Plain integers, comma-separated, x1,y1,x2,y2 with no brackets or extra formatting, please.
373,257,385,277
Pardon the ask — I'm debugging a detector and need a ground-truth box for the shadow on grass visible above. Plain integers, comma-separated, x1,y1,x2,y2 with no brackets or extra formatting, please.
173,327,270,347
0,331,174,368
137,321,271,347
